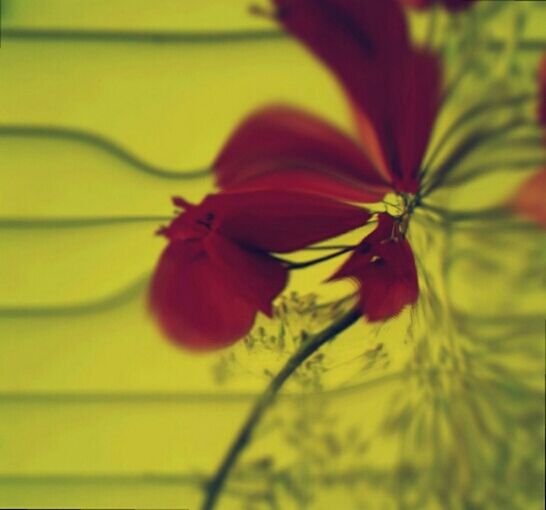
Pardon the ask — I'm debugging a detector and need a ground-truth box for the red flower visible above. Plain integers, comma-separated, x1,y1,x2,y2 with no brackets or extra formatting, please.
400,0,478,12
212,0,440,323
511,54,546,228
215,0,442,197
150,190,369,349
329,214,419,321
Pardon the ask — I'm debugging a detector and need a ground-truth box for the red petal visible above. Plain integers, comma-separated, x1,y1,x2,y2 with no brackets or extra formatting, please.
386,50,442,193
203,232,288,317
400,0,477,10
204,190,370,253
149,240,258,350
273,0,409,83
357,257,418,321
511,168,546,228
214,105,388,202
272,0,441,193
329,214,418,321
442,0,478,11
399,0,434,8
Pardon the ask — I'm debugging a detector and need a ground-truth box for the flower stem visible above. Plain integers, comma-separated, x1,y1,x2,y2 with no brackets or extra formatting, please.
201,307,362,510
421,93,534,178
421,117,533,197
282,246,355,270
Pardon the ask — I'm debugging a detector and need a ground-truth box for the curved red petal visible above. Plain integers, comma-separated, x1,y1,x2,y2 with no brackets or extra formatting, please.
442,0,478,11
149,240,257,350
273,0,409,80
399,0,434,9
328,214,418,321
205,190,371,253
204,232,288,317
386,50,442,193
216,169,386,203
214,105,388,201
272,0,441,194
358,260,418,321
511,168,546,228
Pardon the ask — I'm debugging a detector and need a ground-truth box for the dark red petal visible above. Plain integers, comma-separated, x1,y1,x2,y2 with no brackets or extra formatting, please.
386,50,442,193
442,0,478,11
328,214,419,321
205,189,370,253
273,0,409,79
204,232,288,317
539,53,546,129
511,168,546,228
399,0,434,9
214,105,388,201
400,0,477,10
272,0,441,193
357,259,418,321
149,240,257,350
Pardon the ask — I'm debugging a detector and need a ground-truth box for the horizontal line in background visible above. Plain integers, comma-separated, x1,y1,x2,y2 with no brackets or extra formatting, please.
0,273,149,318
0,125,212,180
0,216,170,229
0,473,205,485
0,372,429,404
1,27,545,51
0,367,535,406
0,391,257,404
1,27,285,44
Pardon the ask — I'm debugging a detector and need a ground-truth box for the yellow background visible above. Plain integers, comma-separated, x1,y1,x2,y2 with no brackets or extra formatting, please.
0,1,544,508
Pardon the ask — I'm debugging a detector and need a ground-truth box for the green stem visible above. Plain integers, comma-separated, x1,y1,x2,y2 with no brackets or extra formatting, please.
421,93,534,178
201,307,361,510
421,118,532,197
282,246,355,270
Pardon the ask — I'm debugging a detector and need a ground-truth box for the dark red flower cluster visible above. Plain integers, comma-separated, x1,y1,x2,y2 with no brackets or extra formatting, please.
150,0,456,349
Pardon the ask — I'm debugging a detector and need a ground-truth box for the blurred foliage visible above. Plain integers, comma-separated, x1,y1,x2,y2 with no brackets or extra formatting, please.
0,1,544,509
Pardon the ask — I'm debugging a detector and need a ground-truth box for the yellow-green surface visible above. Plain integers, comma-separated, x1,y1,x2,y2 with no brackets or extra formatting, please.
0,1,545,509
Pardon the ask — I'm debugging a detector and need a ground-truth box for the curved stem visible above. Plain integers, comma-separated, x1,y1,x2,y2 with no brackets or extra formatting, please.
201,307,361,510
420,93,534,178
421,118,532,197
439,157,546,188
279,246,356,270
